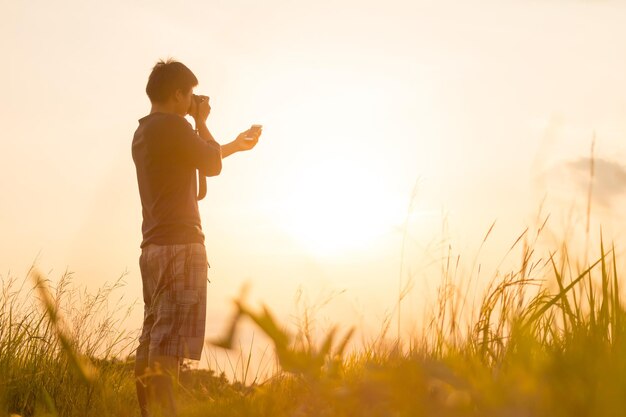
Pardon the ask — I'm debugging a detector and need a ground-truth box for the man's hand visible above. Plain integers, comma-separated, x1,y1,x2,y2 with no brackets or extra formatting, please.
234,127,262,151
191,95,211,123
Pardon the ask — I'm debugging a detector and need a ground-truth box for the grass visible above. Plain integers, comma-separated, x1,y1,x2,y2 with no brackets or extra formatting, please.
2,224,626,416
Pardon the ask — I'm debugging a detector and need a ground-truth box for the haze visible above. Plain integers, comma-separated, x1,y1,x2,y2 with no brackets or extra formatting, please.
3,0,626,364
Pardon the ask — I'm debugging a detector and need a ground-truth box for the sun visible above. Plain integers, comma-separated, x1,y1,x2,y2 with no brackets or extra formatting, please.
275,157,405,258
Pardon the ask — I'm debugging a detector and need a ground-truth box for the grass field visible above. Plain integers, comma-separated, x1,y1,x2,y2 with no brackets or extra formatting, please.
2,227,626,417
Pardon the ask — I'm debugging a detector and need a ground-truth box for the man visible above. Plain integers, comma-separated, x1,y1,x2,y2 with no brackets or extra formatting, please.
132,59,261,417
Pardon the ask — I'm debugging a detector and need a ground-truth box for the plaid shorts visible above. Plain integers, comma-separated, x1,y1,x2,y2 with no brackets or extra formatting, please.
136,243,209,361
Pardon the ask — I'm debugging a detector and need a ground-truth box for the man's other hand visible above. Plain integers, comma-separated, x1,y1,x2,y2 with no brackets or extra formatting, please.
235,127,262,151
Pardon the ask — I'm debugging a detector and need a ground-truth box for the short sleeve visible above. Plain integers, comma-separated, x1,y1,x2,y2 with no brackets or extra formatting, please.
173,117,222,177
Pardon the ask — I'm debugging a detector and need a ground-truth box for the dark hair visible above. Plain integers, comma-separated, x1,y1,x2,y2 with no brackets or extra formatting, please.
145,59,198,103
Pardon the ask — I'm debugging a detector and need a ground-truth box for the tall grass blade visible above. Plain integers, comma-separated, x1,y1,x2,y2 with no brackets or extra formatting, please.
524,255,605,326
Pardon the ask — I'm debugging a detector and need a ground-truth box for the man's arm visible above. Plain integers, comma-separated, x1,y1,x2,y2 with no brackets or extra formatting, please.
192,95,260,159
195,118,217,142
195,119,259,159
195,119,236,159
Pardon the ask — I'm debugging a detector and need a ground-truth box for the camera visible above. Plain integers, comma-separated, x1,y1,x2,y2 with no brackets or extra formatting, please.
188,94,205,115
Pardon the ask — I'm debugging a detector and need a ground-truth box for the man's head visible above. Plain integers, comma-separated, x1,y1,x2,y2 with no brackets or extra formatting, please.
146,59,198,116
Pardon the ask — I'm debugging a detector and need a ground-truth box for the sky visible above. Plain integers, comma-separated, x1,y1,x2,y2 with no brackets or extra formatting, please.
3,0,626,370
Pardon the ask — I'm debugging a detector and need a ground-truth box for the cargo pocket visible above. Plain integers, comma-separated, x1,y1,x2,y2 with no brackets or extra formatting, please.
191,253,208,269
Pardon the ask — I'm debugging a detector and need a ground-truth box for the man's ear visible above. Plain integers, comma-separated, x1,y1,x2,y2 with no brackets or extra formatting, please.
173,89,184,103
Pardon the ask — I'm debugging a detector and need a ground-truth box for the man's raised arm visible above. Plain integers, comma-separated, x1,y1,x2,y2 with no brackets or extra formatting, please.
193,95,261,159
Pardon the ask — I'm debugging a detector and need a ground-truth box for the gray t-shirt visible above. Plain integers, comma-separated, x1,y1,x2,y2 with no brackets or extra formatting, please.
132,112,222,248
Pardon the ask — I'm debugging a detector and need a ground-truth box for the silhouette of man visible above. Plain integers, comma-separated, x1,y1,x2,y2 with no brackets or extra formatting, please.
132,59,261,417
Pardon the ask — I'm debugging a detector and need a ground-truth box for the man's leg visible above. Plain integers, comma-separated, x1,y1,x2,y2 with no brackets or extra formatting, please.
134,344,151,417
137,247,159,417
137,243,205,416
149,355,180,417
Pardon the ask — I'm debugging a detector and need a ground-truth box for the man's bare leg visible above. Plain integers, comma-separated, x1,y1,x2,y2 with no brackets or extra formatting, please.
135,344,151,417
148,355,180,417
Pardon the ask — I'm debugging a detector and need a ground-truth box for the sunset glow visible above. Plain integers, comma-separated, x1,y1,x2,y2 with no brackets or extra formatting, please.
275,157,407,257
3,0,626,366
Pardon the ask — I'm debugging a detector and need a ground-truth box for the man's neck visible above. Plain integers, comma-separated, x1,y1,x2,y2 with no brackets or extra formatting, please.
150,102,182,116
